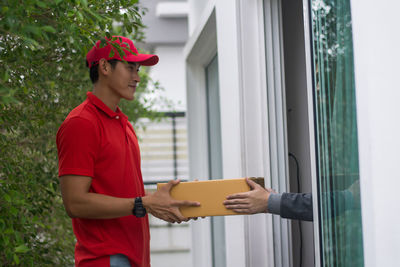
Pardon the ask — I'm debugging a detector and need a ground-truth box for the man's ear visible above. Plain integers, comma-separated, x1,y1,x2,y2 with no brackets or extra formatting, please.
98,58,109,75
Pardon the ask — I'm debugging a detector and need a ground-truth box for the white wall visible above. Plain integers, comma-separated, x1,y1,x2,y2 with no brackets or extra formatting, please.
149,45,187,111
351,1,400,266
187,0,211,35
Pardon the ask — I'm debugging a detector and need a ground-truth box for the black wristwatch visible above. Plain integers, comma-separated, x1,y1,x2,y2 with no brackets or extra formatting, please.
132,197,146,218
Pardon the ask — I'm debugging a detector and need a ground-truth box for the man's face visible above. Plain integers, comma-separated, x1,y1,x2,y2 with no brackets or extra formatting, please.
107,61,141,101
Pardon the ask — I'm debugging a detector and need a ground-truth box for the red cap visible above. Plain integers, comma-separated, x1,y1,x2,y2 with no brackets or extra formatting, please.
86,36,159,68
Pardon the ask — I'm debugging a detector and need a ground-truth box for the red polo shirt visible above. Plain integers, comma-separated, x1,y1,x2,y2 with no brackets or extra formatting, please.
56,92,150,267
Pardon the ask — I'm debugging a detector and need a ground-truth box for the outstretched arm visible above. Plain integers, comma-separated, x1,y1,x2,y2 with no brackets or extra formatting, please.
223,178,313,221
60,176,199,223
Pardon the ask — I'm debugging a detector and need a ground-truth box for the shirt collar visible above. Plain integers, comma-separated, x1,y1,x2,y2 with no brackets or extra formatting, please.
86,91,127,120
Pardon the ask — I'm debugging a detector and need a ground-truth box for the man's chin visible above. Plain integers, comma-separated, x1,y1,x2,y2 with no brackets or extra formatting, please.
124,90,136,100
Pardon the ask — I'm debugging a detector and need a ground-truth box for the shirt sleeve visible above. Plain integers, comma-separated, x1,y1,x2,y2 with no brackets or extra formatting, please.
267,193,282,215
280,193,313,221
56,117,100,178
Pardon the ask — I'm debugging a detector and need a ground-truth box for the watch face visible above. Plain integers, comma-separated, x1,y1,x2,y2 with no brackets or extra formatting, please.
134,197,146,217
135,207,146,217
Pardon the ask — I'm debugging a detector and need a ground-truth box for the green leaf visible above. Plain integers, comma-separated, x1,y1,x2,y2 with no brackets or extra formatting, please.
4,228,14,234
99,38,107,48
35,0,47,8
3,69,10,82
3,235,10,245
15,244,29,253
10,206,18,216
109,49,115,58
15,231,23,243
4,193,11,202
77,11,83,22
85,8,103,21
42,26,56,33
0,219,5,230
22,36,40,50
126,24,133,34
23,25,42,37
13,254,20,264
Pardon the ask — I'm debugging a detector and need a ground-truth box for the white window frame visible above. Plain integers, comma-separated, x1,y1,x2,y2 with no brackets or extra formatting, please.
216,0,274,266
184,3,218,267
262,0,296,266
301,0,322,266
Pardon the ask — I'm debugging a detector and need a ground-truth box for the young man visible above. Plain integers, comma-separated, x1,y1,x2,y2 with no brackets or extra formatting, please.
56,36,200,267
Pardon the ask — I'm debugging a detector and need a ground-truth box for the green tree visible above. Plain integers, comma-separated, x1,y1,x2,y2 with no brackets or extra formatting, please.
0,0,162,265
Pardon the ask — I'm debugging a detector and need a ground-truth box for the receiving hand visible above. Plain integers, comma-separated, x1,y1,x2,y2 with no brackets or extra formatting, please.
142,179,200,223
223,178,275,214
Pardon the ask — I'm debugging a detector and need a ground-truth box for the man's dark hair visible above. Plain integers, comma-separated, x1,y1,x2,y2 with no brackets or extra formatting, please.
87,59,120,84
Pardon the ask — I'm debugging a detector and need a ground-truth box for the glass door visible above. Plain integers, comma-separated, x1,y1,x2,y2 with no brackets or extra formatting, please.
205,54,226,267
309,0,364,266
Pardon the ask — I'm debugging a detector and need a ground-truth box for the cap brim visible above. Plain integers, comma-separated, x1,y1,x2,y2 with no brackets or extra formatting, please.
125,54,159,66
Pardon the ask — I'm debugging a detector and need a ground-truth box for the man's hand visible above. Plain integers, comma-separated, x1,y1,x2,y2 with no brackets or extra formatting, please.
142,179,200,223
223,178,274,214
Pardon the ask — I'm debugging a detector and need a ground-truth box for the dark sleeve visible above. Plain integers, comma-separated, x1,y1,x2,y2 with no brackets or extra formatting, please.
280,193,313,221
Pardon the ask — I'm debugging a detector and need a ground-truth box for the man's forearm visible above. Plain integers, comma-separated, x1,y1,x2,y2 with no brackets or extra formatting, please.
61,176,199,223
64,193,135,219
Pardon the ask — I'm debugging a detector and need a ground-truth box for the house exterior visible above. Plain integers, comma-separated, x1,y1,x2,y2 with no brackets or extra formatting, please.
182,0,400,267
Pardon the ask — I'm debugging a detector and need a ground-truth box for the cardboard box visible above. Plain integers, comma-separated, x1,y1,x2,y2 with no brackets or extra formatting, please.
157,177,264,217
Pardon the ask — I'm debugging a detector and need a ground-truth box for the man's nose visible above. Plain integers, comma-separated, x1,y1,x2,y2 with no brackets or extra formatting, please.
133,71,140,82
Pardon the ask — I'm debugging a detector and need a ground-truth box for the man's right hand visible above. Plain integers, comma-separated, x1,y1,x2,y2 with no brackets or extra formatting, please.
223,178,275,214
142,179,200,223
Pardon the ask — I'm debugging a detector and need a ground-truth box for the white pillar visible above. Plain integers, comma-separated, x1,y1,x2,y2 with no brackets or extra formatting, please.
351,1,400,266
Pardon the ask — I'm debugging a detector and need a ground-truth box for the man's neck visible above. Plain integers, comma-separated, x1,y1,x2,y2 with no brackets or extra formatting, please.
92,84,120,112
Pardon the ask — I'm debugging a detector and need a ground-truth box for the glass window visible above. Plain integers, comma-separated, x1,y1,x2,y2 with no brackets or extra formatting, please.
205,54,226,267
310,0,364,266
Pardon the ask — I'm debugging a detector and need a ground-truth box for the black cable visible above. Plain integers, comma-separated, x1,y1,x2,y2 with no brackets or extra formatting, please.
289,152,302,267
